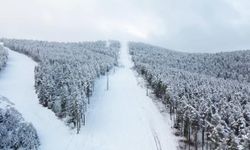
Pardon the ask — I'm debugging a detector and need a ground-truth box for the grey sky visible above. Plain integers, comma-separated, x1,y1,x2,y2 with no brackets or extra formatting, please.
0,0,250,52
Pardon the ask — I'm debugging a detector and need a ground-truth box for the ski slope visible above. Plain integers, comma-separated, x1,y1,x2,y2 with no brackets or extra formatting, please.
0,47,74,150
67,41,177,149
0,43,177,150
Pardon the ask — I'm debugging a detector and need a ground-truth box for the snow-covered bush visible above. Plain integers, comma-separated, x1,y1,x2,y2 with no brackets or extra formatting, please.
0,96,40,149
129,42,250,150
0,43,8,70
1,38,120,133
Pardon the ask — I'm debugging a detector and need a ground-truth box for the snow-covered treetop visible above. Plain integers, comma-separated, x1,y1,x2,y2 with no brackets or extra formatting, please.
0,38,120,133
0,44,8,70
130,42,250,83
0,96,40,149
129,42,250,149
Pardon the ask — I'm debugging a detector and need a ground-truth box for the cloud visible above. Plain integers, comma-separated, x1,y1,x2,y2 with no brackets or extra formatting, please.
0,0,250,52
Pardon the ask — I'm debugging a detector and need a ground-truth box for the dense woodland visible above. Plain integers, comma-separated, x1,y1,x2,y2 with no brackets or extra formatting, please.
0,96,40,149
1,39,120,133
129,42,250,150
0,43,8,71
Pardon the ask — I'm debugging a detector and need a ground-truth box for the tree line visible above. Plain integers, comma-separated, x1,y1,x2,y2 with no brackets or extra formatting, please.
0,43,8,71
1,38,120,133
129,42,250,150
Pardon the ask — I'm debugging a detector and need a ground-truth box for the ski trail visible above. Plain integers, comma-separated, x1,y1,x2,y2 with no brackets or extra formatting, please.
68,41,178,150
0,48,73,150
0,43,177,150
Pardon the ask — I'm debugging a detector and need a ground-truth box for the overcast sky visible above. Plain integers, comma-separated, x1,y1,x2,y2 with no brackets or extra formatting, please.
0,0,250,52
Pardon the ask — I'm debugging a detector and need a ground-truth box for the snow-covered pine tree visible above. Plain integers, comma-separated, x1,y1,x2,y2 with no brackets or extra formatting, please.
0,96,40,149
129,42,250,149
0,38,120,133
0,43,8,71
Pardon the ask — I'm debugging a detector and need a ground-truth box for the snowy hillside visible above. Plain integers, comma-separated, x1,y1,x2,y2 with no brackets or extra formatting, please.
0,41,178,150
2,39,249,150
129,42,250,83
1,38,120,133
1,44,40,149
69,41,177,149
129,42,250,150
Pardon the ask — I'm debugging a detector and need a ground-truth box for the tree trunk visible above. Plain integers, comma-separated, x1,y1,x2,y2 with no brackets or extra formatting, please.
76,114,80,134
195,127,198,150
83,114,86,126
202,126,205,150
188,125,191,150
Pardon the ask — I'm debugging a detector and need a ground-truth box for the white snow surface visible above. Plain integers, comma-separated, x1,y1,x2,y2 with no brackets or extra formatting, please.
0,48,71,150
0,42,177,150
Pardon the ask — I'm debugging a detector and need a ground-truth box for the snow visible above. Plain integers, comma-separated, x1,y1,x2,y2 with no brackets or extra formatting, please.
0,42,177,150
67,41,177,149
0,48,71,150
0,95,13,109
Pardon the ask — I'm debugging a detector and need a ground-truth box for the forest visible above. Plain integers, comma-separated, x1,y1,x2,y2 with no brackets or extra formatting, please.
129,42,250,150
0,39,120,133
1,39,250,149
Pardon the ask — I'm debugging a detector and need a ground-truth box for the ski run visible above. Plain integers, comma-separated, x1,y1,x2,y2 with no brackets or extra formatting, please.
0,42,177,150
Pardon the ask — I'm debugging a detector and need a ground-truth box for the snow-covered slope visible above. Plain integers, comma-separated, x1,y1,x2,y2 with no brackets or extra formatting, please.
66,41,177,149
0,43,177,150
0,48,72,150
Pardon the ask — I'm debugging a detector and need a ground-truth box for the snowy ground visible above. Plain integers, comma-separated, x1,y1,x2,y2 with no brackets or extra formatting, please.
0,48,73,150
0,43,177,150
68,41,178,150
